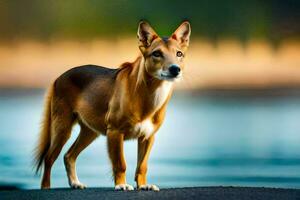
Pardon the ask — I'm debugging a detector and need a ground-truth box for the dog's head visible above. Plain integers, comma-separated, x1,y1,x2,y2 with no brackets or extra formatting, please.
137,21,191,81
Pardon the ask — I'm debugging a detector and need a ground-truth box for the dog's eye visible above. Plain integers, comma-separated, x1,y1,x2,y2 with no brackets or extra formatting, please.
176,51,183,57
152,51,162,58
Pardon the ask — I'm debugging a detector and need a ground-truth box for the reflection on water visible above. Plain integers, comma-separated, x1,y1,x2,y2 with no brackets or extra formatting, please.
1,89,300,189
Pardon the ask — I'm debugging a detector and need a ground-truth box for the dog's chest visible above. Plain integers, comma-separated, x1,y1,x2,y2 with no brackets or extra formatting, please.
153,82,172,109
130,83,172,138
131,119,155,139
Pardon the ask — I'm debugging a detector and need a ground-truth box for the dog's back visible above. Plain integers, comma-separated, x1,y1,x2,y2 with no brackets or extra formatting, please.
56,64,117,98
55,65,118,118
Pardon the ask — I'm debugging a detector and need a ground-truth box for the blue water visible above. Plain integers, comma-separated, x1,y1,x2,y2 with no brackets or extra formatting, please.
1,90,300,189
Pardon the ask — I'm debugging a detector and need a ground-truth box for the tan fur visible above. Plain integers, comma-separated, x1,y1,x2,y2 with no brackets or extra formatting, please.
34,21,191,190
34,83,54,174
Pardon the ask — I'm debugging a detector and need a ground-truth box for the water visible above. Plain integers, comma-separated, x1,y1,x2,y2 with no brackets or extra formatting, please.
1,89,300,189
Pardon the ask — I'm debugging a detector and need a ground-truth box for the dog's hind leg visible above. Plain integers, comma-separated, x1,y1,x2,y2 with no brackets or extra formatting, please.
41,111,74,189
64,123,98,189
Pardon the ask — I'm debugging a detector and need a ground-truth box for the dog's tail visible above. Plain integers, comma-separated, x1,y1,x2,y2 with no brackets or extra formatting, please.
33,83,54,175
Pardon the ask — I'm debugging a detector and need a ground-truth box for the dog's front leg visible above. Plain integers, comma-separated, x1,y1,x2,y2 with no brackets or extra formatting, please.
107,130,133,191
135,135,159,191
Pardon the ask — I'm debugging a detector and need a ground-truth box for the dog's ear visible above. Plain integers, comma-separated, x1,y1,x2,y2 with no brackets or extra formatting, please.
137,21,158,51
171,21,191,48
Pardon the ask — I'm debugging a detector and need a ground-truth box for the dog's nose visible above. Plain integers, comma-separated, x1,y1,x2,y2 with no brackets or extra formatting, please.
169,65,181,77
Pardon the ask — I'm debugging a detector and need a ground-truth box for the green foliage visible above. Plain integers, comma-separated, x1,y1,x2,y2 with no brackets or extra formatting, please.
0,0,299,41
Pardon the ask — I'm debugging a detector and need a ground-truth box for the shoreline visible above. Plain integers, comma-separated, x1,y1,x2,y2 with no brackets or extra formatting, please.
3,87,300,96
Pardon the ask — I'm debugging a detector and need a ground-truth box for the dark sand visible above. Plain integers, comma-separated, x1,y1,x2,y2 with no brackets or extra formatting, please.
1,187,300,200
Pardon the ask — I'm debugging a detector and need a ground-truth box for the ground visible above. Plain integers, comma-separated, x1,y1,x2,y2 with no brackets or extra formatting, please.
1,187,300,200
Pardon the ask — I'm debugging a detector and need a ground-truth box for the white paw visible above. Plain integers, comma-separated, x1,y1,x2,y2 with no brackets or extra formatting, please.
114,184,134,191
138,184,160,191
70,182,87,189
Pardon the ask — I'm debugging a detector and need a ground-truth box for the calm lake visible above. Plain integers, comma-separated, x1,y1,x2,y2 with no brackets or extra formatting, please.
1,89,300,189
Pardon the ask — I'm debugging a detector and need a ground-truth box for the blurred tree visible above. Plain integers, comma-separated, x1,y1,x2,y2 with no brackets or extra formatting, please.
0,0,298,42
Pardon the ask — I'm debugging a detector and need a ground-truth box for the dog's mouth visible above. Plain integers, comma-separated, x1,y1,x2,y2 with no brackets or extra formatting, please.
156,71,182,82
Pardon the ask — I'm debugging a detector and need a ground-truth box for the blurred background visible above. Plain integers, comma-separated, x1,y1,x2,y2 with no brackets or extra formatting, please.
0,0,300,190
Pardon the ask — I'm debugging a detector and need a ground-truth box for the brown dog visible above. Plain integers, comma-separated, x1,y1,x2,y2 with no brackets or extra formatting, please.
34,21,191,191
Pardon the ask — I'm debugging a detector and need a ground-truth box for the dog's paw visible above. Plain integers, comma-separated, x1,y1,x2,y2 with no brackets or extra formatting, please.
138,184,160,191
114,184,134,191
70,182,87,189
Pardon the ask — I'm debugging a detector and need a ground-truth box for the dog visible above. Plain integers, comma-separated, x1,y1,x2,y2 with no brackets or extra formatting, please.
34,20,191,191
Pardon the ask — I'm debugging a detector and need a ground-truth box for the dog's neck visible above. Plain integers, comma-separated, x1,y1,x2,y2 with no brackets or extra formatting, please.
133,56,173,92
133,56,162,92
127,56,174,117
